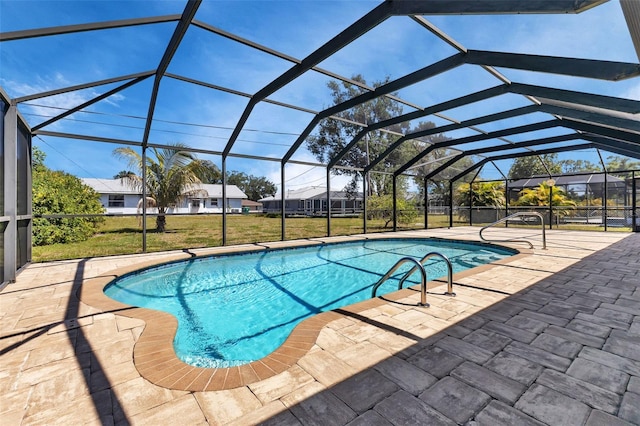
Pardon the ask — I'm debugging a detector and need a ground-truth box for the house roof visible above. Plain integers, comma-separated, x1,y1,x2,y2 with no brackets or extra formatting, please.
242,199,262,207
259,186,362,202
82,178,248,198
82,178,139,195
198,184,247,199
509,174,627,189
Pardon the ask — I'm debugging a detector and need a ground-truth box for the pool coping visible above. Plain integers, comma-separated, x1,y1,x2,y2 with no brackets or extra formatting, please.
78,234,531,391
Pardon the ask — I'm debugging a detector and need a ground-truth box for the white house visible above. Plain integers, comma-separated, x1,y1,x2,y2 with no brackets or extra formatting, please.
82,178,248,215
259,186,363,216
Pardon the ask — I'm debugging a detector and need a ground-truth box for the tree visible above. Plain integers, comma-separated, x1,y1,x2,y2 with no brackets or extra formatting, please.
200,166,277,201
367,194,418,228
559,159,599,173
113,170,136,179
32,148,105,246
606,155,640,172
33,145,46,168
407,141,475,206
512,182,576,217
113,143,207,232
508,154,562,179
199,160,223,184
307,75,433,196
227,172,276,201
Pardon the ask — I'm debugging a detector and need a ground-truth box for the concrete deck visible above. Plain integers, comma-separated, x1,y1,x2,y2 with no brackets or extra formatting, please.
1,227,639,425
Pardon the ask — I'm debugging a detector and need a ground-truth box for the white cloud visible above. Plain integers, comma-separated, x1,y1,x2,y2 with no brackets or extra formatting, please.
3,74,126,130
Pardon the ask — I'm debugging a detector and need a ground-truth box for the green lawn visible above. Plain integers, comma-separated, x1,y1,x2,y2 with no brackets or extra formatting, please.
32,214,434,262
31,213,629,262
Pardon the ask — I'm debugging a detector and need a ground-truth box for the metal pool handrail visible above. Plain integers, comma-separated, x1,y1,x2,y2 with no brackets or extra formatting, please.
398,252,455,297
479,211,546,249
372,257,429,306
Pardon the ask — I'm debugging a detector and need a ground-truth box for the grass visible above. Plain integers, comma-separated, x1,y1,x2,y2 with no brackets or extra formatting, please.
32,213,631,262
32,214,431,262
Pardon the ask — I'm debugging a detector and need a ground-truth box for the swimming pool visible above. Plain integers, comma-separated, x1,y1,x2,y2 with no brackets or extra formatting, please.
104,238,515,368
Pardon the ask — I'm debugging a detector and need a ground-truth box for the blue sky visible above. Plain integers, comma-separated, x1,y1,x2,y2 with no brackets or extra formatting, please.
1,0,638,193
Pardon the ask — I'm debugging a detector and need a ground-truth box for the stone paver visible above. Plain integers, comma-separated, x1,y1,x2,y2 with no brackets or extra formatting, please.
407,346,464,379
450,361,525,404
505,315,548,334
585,410,635,426
537,302,579,320
374,390,455,426
474,400,545,426
373,356,437,395
330,369,398,414
595,307,634,324
345,410,392,426
515,384,591,426
434,336,494,364
536,369,621,414
604,335,640,362
1,229,638,425
419,376,491,424
567,318,612,338
544,324,605,348
483,351,545,386
566,358,630,394
579,347,640,376
618,391,640,425
531,333,583,358
287,388,356,426
504,341,572,371
483,321,538,343
462,328,512,353
575,312,630,330
519,310,570,327
247,365,315,404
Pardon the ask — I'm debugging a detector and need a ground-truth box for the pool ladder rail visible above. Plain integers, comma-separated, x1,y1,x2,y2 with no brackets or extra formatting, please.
479,211,547,249
371,252,455,307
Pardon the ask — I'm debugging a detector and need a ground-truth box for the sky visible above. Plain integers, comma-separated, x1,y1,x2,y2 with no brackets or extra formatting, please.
1,0,639,195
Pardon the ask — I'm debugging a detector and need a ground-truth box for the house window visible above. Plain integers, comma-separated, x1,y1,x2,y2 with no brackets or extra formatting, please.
210,199,218,207
191,199,201,208
108,195,124,207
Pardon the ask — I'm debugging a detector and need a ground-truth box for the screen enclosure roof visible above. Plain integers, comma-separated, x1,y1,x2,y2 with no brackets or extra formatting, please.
1,0,639,184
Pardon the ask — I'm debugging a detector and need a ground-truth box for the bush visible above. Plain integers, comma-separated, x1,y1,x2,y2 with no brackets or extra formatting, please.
33,167,105,245
455,182,505,220
367,194,418,228
512,182,576,218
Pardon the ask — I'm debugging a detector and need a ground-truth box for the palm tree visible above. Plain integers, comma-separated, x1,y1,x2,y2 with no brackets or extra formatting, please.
113,143,207,232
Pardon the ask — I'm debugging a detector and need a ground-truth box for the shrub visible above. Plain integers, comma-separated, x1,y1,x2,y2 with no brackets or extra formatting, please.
454,182,505,221
33,167,105,245
367,194,418,228
512,182,576,217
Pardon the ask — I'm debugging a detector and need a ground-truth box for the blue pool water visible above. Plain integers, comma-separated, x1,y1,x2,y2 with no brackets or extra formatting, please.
104,238,515,367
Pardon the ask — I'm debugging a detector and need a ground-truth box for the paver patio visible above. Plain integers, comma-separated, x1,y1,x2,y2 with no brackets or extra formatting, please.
1,227,638,425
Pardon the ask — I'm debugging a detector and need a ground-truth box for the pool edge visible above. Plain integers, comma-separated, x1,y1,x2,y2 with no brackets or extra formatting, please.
78,235,531,391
